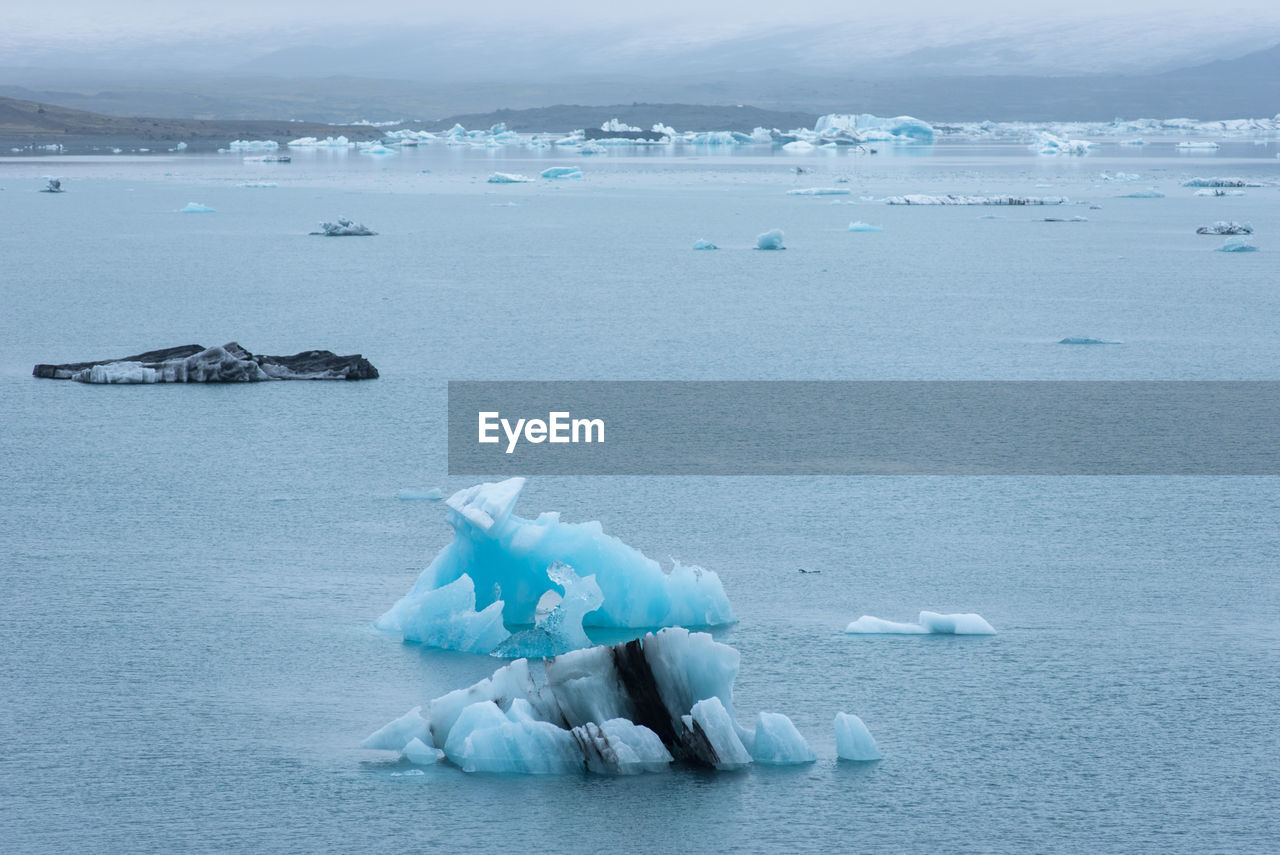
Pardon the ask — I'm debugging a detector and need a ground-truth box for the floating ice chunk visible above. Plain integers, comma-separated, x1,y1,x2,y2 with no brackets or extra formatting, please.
885,195,1067,206
401,737,445,765
834,713,881,761
375,479,734,653
227,139,278,151
1042,216,1088,222
579,142,607,155
652,123,676,138
1117,188,1164,198
1176,141,1219,149
41,178,63,193
813,114,934,142
169,142,187,152
491,563,602,659
367,628,784,775
1196,221,1252,235
487,172,534,183
685,697,752,771
312,219,375,236
1036,132,1092,155
1182,177,1263,187
358,143,397,156
1059,337,1119,344
288,136,353,148
397,487,444,501
540,166,583,179
848,221,883,232
1194,188,1245,197
918,611,997,634
782,140,814,152
750,713,816,765
392,575,511,653
755,229,785,250
844,616,928,634
179,202,215,213
787,187,851,196
79,361,159,384
845,611,995,634
361,706,431,751
237,182,277,188
1218,237,1258,252
692,239,718,250
1120,139,1146,146
1100,172,1140,182
601,118,641,133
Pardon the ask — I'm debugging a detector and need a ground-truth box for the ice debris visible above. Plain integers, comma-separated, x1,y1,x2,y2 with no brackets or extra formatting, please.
1218,237,1258,252
40,178,63,193
848,221,883,232
179,202,215,213
487,172,534,183
1176,141,1219,150
844,611,996,635
1117,188,1165,198
787,187,851,196
288,136,354,148
541,166,583,179
1196,221,1253,235
755,229,785,250
312,219,375,236
834,713,881,761
885,195,1067,206
1181,177,1264,188
227,140,278,151
692,239,718,250
374,478,735,655
364,627,813,775
1036,132,1093,155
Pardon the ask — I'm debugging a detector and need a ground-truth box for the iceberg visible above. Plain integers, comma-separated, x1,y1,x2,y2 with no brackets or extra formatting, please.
1036,132,1093,155
755,229,785,250
692,239,718,250
540,166,583,179
40,178,63,193
179,202,215,213
358,143,397,156
397,488,444,501
885,195,1067,206
812,114,934,143
365,627,813,775
490,563,602,659
787,187,851,196
237,182,277,188
845,611,996,635
1218,237,1258,253
1176,141,1219,150
1196,221,1253,235
847,221,883,232
401,737,445,765
600,118,642,133
312,219,375,236
749,713,817,765
33,342,378,382
781,140,814,152
834,713,881,761
375,479,735,655
287,136,354,148
1117,188,1164,198
227,140,278,151
487,172,534,184
1194,188,1245,197
394,575,511,653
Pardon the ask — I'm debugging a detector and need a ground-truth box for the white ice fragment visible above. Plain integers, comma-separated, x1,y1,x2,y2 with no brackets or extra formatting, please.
848,221,883,232
1117,188,1164,198
1218,237,1258,252
750,712,816,765
487,172,534,183
844,616,929,634
917,611,997,635
834,712,881,761
381,574,510,653
692,239,718,250
755,229,785,250
787,187,851,196
361,706,431,750
782,140,814,152
540,166,583,179
179,202,215,213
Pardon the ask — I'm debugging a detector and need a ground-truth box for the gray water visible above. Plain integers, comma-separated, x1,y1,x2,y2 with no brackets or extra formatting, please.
2,142,1279,854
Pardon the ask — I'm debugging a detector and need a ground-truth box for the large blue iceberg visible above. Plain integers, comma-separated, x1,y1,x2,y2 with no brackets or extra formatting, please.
375,479,736,656
363,627,814,775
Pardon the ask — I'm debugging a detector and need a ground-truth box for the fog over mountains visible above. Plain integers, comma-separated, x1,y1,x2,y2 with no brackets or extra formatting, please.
3,7,1279,122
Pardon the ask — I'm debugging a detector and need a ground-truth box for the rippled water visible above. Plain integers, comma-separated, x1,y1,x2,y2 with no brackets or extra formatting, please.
2,142,1278,853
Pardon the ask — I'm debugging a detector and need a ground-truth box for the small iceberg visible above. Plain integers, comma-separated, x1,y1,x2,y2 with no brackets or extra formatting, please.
787,187,851,196
844,611,996,635
1059,337,1119,345
487,172,534,184
692,239,718,250
358,143,397,156
1218,237,1258,253
1042,216,1088,222
311,219,375,236
179,202,215,213
847,221,883,232
363,627,812,775
1181,177,1262,188
540,166,583,179
1194,188,1245,197
782,140,815,152
1117,188,1164,198
885,195,1067,206
227,140,278,151
755,229,785,250
1196,221,1252,235
237,182,277,188
834,713,881,761
396,488,444,501
1036,132,1093,156
40,178,63,193
1176,141,1219,150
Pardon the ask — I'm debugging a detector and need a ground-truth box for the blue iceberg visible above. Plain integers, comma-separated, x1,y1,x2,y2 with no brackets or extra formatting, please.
755,229,785,250
1218,237,1258,252
848,221,883,232
540,166,583,179
692,239,718,250
845,611,996,635
834,713,881,761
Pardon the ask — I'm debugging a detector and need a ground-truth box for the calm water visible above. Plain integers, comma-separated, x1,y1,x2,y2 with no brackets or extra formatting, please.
2,142,1279,854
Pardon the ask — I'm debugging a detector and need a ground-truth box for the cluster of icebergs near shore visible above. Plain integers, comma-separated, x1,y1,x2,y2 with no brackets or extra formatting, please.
214,112,1280,158
367,477,996,775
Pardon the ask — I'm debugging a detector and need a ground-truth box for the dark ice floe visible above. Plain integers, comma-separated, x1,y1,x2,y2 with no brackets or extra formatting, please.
1196,221,1253,235
32,343,378,383
1182,177,1267,188
312,218,375,236
885,195,1068,206
363,627,817,775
